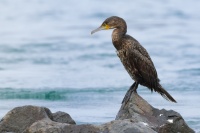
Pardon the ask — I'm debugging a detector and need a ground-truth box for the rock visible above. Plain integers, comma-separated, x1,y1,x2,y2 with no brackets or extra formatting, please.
116,92,195,133
0,105,53,133
26,118,100,133
100,119,157,133
62,124,100,133
0,105,77,133
52,111,76,125
25,118,69,133
0,92,195,133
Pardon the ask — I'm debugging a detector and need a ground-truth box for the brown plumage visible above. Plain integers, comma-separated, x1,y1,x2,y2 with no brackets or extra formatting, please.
91,16,176,103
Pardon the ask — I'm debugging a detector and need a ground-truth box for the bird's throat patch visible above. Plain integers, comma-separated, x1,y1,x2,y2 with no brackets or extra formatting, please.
104,24,110,30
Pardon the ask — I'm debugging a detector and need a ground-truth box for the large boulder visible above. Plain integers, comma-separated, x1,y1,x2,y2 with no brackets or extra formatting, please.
116,92,195,133
0,105,76,133
0,105,52,133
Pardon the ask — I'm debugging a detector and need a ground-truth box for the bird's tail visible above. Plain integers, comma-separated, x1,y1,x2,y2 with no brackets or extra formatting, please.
156,84,177,103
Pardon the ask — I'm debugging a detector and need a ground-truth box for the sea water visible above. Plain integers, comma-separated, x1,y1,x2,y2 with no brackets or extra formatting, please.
0,0,200,132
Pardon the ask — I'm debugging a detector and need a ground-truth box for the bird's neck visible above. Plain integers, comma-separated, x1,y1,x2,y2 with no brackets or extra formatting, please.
112,28,126,50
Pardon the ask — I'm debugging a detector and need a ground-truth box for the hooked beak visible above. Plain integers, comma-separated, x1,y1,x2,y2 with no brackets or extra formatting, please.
91,26,104,35
91,24,111,35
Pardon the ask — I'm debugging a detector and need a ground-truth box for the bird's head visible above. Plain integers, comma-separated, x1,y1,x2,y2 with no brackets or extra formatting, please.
91,16,126,34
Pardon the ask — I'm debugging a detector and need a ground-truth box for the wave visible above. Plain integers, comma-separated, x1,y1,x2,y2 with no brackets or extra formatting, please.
0,87,126,100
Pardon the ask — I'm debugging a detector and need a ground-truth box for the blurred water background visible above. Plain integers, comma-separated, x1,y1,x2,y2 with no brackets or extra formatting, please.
0,0,200,132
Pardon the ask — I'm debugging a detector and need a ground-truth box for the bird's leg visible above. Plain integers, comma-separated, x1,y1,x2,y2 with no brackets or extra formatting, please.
133,81,139,92
122,82,136,104
122,82,139,106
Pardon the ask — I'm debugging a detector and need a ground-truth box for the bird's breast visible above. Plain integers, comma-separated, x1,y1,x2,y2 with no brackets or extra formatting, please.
116,49,138,81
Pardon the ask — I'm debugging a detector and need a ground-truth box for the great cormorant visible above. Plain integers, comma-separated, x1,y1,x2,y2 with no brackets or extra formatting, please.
91,16,176,103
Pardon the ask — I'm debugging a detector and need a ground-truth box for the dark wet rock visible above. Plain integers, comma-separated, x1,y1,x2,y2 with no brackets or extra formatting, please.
0,92,195,133
52,111,76,125
116,92,195,133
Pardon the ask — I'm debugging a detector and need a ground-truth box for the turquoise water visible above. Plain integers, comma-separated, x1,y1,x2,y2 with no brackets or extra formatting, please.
0,0,200,132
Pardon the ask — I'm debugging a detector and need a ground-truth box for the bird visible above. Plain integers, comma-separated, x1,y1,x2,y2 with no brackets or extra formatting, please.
91,16,176,103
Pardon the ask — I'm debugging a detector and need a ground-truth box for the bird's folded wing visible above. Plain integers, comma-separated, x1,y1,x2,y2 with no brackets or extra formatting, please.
128,47,158,91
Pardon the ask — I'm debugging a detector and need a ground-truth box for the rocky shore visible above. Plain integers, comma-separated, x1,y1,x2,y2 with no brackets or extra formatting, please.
0,92,194,133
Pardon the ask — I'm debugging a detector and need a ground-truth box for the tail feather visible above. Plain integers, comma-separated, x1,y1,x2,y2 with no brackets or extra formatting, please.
157,84,177,103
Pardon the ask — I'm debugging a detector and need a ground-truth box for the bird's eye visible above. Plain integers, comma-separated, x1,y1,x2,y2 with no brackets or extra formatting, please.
102,23,107,26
